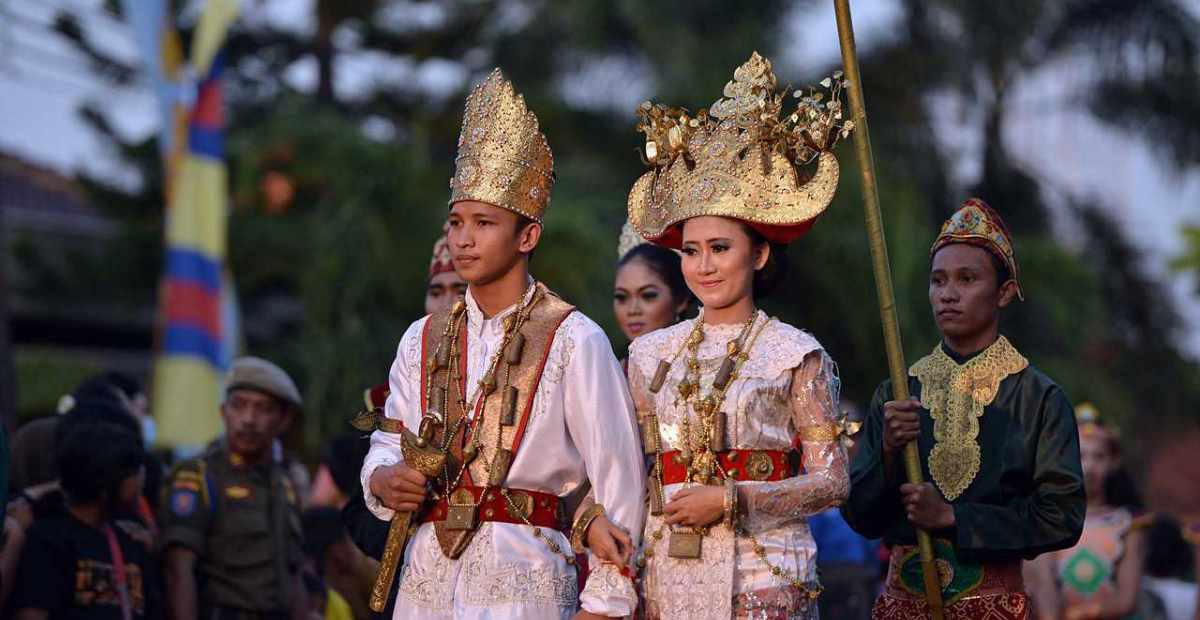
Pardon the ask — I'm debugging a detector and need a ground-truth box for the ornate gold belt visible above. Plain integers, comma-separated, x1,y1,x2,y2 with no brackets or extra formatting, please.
420,485,567,533
658,449,797,484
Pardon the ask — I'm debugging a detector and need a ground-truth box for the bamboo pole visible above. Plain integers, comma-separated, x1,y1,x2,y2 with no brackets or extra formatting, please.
831,1,945,617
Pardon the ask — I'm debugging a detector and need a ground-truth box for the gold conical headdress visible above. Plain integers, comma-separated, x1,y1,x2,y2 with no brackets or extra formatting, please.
449,69,554,222
628,52,853,247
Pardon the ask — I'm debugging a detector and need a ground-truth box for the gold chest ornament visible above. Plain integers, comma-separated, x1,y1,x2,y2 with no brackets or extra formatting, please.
909,336,1028,501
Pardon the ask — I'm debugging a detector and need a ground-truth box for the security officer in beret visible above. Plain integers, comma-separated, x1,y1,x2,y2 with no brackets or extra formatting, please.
162,357,306,620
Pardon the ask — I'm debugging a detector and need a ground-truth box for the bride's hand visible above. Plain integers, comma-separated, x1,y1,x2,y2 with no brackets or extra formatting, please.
663,485,725,528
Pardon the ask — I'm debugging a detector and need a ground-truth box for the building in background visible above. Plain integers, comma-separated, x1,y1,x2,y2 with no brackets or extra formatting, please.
0,151,153,424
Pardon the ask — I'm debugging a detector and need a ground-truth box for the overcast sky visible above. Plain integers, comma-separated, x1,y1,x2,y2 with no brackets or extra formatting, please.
2,0,1198,357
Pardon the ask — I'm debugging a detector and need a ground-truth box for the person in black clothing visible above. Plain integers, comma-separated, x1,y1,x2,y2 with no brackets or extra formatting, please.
343,390,389,564
8,411,161,620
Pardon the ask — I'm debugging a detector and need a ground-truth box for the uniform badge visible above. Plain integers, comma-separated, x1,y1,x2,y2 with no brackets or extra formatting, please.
224,485,251,500
171,489,198,517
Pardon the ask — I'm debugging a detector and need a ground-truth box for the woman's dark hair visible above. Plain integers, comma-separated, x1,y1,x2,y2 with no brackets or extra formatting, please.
56,412,144,504
322,432,371,498
302,506,348,569
739,224,788,299
1103,467,1143,510
102,371,143,399
618,244,693,308
54,398,142,450
70,374,129,411
1144,514,1193,579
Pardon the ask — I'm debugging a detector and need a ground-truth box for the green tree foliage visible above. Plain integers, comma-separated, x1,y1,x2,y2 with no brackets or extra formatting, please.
34,0,1200,452
1173,226,1200,295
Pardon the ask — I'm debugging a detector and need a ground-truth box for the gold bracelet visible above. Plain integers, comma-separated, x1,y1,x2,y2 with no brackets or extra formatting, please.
570,503,606,554
797,423,839,443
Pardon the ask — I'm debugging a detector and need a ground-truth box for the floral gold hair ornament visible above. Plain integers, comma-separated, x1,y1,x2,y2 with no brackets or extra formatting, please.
835,411,863,450
628,52,853,248
1075,402,1119,445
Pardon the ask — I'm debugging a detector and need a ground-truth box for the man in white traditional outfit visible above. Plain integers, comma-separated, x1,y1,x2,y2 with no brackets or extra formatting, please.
359,68,645,620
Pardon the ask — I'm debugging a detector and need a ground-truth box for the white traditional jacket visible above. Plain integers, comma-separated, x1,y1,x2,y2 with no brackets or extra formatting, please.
629,312,849,620
362,285,646,619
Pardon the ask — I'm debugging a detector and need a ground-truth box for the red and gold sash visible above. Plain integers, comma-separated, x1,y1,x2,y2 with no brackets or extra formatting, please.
419,282,575,558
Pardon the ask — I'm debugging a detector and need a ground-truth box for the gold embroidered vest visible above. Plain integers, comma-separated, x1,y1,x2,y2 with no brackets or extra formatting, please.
909,336,1028,500
420,282,575,558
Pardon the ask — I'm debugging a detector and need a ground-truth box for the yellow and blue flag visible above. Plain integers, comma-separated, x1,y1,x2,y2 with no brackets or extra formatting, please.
131,0,240,448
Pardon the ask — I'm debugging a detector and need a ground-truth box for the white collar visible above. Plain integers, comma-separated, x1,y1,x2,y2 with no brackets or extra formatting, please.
463,278,536,335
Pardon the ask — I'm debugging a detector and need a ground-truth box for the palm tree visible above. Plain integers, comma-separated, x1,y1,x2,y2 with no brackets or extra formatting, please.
894,0,1200,230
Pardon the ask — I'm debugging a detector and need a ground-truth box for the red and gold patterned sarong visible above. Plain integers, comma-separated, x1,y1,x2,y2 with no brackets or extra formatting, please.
870,544,1028,620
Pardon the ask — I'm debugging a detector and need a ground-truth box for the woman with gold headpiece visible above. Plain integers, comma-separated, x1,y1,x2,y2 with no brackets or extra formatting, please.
843,199,1086,619
613,221,693,362
1025,405,1150,620
625,52,852,619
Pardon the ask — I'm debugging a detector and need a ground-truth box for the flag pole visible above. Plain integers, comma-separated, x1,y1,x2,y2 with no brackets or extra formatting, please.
831,1,945,617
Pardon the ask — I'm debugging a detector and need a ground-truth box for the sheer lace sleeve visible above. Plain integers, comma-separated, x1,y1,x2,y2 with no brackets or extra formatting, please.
739,350,850,532
627,354,655,423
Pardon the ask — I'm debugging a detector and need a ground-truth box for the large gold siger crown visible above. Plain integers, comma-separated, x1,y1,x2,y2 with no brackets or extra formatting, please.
628,52,852,247
450,69,554,222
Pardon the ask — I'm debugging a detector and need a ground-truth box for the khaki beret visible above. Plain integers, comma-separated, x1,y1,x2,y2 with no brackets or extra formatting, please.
225,356,302,410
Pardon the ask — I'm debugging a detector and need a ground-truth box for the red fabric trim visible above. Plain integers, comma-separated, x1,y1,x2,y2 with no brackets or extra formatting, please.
648,219,818,250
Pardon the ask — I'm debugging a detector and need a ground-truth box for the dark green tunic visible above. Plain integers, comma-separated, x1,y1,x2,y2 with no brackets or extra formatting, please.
841,342,1085,563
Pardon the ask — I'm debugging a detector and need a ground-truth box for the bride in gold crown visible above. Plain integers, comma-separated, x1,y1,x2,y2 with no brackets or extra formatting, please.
624,52,854,620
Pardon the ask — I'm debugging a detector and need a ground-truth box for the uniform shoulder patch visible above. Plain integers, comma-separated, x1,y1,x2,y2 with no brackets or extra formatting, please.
170,489,199,517
166,456,212,518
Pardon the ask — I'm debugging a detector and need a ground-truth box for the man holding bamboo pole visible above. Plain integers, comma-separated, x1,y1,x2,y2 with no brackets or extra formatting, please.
842,199,1086,619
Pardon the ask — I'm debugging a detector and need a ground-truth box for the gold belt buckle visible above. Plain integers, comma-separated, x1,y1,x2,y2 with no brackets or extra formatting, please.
744,451,775,481
445,488,478,531
667,529,703,559
506,490,533,520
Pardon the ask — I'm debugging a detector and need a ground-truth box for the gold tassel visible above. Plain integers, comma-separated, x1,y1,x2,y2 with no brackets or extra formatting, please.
500,386,518,426
709,411,727,452
640,415,661,455
488,449,513,486
506,333,525,365
650,360,670,393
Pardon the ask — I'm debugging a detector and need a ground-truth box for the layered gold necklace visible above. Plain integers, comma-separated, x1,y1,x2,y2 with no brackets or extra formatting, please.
642,309,769,560
674,310,763,486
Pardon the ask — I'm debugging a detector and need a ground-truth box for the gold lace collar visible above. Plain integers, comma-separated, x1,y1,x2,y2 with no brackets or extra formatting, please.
909,336,1028,500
